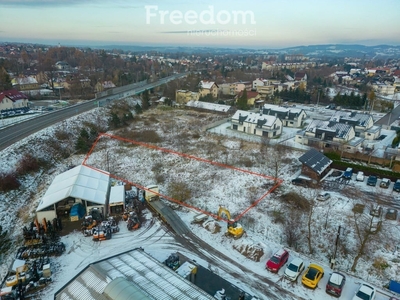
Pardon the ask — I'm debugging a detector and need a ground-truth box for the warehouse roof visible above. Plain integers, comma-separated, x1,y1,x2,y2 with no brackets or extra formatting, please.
54,248,214,300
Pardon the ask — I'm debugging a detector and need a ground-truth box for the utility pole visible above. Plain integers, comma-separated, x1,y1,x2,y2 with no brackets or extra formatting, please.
331,225,341,269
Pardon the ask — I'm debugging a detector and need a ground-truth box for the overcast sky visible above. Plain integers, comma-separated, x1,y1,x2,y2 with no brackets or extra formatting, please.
1,0,399,48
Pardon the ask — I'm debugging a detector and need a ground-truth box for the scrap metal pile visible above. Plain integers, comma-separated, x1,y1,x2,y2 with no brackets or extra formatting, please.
0,218,65,299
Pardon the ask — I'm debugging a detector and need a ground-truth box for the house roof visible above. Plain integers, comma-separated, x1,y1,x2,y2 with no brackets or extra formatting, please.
262,104,305,121
36,165,110,212
305,119,353,139
54,248,214,300
186,100,231,112
0,89,28,102
329,111,372,128
199,80,217,89
299,148,332,175
13,76,38,85
232,110,278,127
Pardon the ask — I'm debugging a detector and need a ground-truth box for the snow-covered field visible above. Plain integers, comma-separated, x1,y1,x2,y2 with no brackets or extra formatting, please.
1,104,400,300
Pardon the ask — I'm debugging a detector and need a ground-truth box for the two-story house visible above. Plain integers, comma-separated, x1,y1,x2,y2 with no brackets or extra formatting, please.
296,119,356,149
262,104,307,128
329,111,378,139
199,81,219,98
175,89,200,104
252,78,269,90
0,89,29,111
231,110,283,138
12,76,39,91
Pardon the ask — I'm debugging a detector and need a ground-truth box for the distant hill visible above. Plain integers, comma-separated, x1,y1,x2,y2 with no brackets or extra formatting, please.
96,43,400,58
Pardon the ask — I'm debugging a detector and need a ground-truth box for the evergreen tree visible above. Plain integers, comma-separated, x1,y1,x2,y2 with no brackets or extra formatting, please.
237,89,249,110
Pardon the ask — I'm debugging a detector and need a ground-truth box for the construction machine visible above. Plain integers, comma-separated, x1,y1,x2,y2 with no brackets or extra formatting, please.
164,253,180,270
81,215,97,236
127,212,141,231
217,206,244,239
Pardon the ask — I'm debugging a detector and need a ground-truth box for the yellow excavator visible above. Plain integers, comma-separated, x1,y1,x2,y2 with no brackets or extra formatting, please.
217,206,244,239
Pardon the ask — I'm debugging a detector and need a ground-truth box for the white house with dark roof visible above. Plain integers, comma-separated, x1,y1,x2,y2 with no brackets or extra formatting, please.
262,104,307,128
295,119,355,148
231,110,283,138
328,110,378,139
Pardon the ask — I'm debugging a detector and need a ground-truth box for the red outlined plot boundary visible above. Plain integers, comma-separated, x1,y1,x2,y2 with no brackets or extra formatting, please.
82,133,283,224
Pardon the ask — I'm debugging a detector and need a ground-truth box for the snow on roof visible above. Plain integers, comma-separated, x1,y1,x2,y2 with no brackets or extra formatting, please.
329,111,372,127
109,185,125,205
263,104,303,114
0,89,28,102
186,100,231,112
13,76,38,85
232,110,277,127
199,80,216,89
36,165,110,211
299,148,332,175
54,248,214,300
305,119,353,138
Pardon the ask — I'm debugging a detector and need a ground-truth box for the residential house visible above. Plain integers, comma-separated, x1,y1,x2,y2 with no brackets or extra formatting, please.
298,148,332,181
262,104,307,128
186,100,232,114
12,76,39,91
294,71,307,82
295,119,356,149
175,89,200,104
219,83,236,96
94,81,116,93
237,90,261,107
55,61,70,71
199,80,219,98
371,82,395,95
256,85,275,99
231,110,283,138
252,78,270,90
0,89,29,111
329,111,376,139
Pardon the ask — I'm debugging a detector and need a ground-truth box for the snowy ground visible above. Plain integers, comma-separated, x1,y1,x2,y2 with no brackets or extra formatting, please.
1,104,400,300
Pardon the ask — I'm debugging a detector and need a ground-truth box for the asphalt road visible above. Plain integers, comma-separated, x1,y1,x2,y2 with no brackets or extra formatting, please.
0,73,187,152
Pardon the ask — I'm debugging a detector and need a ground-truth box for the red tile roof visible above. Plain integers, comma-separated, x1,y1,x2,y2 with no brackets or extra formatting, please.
0,89,28,102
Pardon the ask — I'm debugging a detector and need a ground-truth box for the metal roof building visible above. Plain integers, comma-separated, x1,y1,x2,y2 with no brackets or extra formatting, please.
54,248,214,300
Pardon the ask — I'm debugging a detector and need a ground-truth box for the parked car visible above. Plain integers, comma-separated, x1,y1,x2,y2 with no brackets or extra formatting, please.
326,272,346,297
367,175,378,186
301,264,324,289
356,171,365,182
317,192,331,201
380,178,391,188
343,167,353,180
291,177,311,187
284,257,305,281
393,179,400,192
266,249,289,273
352,283,376,300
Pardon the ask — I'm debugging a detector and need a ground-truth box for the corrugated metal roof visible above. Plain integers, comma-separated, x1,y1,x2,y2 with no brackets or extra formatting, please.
55,249,214,300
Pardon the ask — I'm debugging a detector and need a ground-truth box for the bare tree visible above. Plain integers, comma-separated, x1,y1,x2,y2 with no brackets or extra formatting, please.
266,145,283,186
350,206,382,272
283,209,303,250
